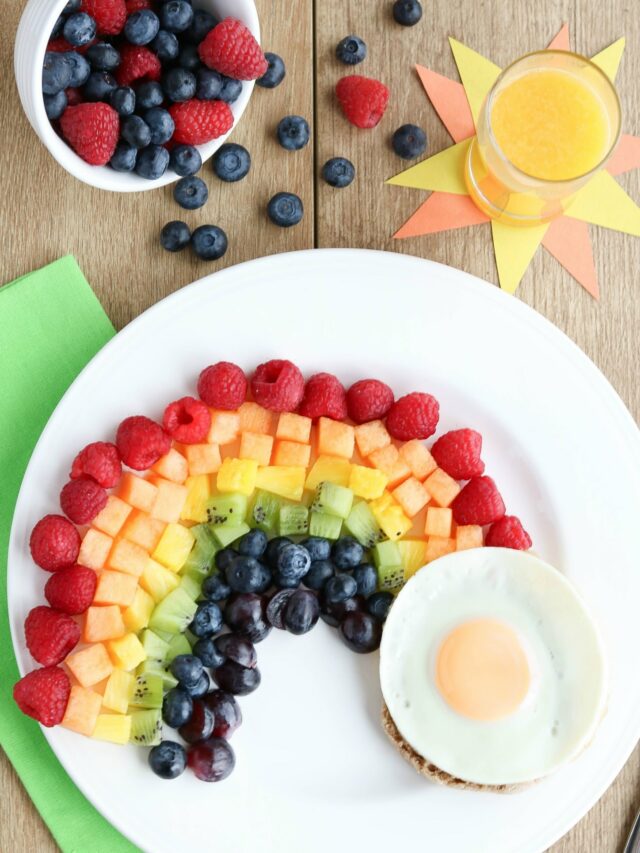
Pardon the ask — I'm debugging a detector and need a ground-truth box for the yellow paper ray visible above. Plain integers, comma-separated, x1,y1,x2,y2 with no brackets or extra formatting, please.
449,38,501,125
386,139,471,194
591,37,625,81
491,220,549,294
565,170,640,235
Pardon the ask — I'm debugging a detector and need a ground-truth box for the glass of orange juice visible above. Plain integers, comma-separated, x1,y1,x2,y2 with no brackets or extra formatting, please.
465,50,621,226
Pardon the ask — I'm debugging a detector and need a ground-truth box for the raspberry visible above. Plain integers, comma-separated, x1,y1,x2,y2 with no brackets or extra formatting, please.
65,87,84,106
60,477,108,525
169,99,233,146
125,0,151,11
24,606,81,667
30,515,81,572
298,373,348,420
452,476,506,526
431,429,485,480
116,44,161,87
336,75,390,128
386,392,439,440
47,38,74,52
485,516,532,550
13,666,71,727
59,103,119,166
163,397,211,444
44,565,97,615
116,415,171,470
80,0,126,35
346,379,394,424
250,360,305,412
198,18,268,81
70,441,121,488
197,361,247,410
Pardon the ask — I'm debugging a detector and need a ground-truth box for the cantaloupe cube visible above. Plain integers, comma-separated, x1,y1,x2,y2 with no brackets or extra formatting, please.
152,522,194,572
456,525,483,551
152,448,188,484
255,466,306,501
305,455,352,490
149,478,188,522
179,474,211,523
62,685,103,735
103,669,134,713
117,473,158,512
184,443,221,476
370,493,413,540
349,465,388,500
107,633,146,671
317,418,354,459
425,536,456,562
399,439,438,481
140,558,180,602
397,539,429,580
216,458,258,495
273,440,311,468
92,495,132,538
122,511,166,552
368,444,411,489
424,468,461,507
276,412,312,443
66,643,114,687
92,714,132,745
392,477,430,518
425,506,453,538
106,538,148,577
239,402,274,434
239,431,274,466
207,410,241,445
354,420,391,457
122,587,155,632
84,605,126,643
78,529,113,571
94,570,138,607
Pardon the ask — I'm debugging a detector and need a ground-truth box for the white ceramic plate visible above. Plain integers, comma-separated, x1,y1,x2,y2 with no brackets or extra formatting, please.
8,249,640,853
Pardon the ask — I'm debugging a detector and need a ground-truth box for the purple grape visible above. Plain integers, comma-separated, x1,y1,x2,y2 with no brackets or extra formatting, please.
224,593,271,643
178,698,214,743
214,634,257,668
188,737,235,782
266,588,295,629
204,690,242,739
339,611,382,653
212,660,261,695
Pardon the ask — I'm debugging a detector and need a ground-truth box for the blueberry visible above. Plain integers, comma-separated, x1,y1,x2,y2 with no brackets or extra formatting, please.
300,537,332,562
178,44,201,72
304,559,335,591
169,143,201,177
201,572,231,601
213,660,261,695
321,156,355,188
189,601,223,637
160,0,194,33
265,537,292,568
339,611,382,653
124,9,160,45
110,86,136,116
193,636,226,668
324,572,358,604
332,536,364,569
63,12,96,47
170,653,203,688
150,30,179,62
148,740,187,779
277,115,310,151
214,634,257,668
226,555,265,594
51,14,66,39
267,192,303,227
185,8,217,42
276,543,311,585
162,687,193,727
283,589,320,635
143,107,174,144
218,76,243,104
215,548,238,572
353,563,377,597
255,563,272,593
212,143,251,182
122,115,151,148
392,0,422,25
83,71,117,102
224,593,271,643
63,52,91,87
185,670,210,698
86,42,121,72
160,219,190,251
42,52,72,96
44,90,67,120
392,123,427,159
135,80,163,109
173,175,208,209
163,67,196,102
62,0,81,13
366,590,393,622
321,596,361,628
196,68,223,100
236,529,268,558
109,142,137,172
191,225,227,260
336,35,367,65
256,52,285,88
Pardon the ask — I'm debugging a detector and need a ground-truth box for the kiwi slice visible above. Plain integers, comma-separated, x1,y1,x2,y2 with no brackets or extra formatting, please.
136,658,178,690
344,501,385,548
309,511,343,540
140,629,170,662
278,504,309,537
213,522,250,548
373,541,404,591
311,482,354,519
249,490,283,533
149,587,198,634
152,628,175,643
165,632,191,663
130,673,164,710
179,573,202,601
205,493,249,526
182,524,218,579
129,709,162,747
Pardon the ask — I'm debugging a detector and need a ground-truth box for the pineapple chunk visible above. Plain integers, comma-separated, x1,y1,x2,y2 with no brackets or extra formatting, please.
152,522,195,572
369,493,412,540
216,458,258,496
103,669,135,714
397,539,429,580
392,477,430,518
140,558,180,602
255,466,306,501
305,455,352,490
425,506,453,538
354,420,391,457
92,714,132,745
122,587,155,633
424,468,461,508
456,525,483,551
107,633,147,671
180,474,211,523
348,465,388,500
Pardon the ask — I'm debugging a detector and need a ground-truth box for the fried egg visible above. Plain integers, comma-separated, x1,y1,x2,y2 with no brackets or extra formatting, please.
379,548,607,787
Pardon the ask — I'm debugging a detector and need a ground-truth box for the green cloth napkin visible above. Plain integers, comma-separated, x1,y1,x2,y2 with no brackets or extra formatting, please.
0,256,138,853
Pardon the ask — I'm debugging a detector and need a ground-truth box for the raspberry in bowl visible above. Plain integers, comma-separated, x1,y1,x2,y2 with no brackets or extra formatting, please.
14,0,261,191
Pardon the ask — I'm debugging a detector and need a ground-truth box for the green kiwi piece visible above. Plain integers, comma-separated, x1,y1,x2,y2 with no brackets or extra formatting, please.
129,709,162,747
213,522,250,548
179,573,202,601
308,511,343,540
182,524,218,578
344,501,385,548
129,674,164,710
205,493,248,526
140,629,170,663
373,541,404,591
278,504,309,537
149,587,198,634
311,482,354,519
165,632,191,663
136,658,178,690
249,490,283,533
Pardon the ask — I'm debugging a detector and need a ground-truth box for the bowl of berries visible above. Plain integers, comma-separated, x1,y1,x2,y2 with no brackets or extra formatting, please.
14,0,263,191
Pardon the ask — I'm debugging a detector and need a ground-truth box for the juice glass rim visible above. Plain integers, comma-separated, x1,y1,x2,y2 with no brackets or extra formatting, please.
485,49,622,186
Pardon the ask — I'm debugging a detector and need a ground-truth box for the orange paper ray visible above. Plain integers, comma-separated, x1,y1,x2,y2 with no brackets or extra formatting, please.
607,134,640,176
415,65,475,142
547,24,570,50
542,218,599,299
394,192,489,239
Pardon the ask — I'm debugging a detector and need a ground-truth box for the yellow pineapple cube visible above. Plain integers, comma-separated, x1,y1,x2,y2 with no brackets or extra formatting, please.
184,444,221,476
255,466,306,501
140,558,180,602
317,417,355,459
107,633,146,671
92,714,132,745
207,410,241,445
216,457,258,495
456,525,483,551
152,522,195,572
305,455,352,490
425,536,456,562
424,468,461,508
103,669,134,714
239,431,274,466
425,506,453,538
348,465,388,500
398,539,429,580
354,420,391,457
370,493,412,540
122,587,155,633
392,477,430,517
180,474,211,523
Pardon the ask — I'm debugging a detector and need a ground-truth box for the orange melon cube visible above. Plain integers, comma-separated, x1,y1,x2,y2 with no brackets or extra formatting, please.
348,465,388,500
368,444,411,489
66,643,113,687
107,633,146,671
122,511,166,552
272,439,311,468
317,417,355,459
78,529,113,571
184,443,221,476
425,506,453,538
117,473,158,512
152,448,188,484
276,412,312,443
149,478,188,522
84,605,126,643
399,440,437,481
392,477,430,518
239,431,274,466
207,410,241,445
425,536,456,562
92,495,132,538
424,468,461,508
354,420,391,458
106,538,148,578
94,570,138,607
239,402,274,435
305,455,352,490
456,525,484,551
62,685,103,736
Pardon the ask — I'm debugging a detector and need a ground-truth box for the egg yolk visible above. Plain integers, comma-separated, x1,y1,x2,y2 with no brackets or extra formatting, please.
435,619,530,721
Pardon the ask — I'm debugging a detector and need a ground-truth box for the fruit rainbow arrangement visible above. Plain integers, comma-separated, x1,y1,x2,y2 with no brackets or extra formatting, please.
14,359,531,783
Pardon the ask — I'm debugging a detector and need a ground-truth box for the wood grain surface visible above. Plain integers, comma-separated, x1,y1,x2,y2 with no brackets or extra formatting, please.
1,0,639,850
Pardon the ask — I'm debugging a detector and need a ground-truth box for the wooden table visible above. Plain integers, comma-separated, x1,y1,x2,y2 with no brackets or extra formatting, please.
1,0,639,850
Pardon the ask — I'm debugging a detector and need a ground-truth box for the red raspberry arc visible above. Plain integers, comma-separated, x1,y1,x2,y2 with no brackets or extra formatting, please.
25,606,81,667
163,397,212,444
13,667,71,727
29,514,81,572
251,360,305,412
60,477,108,525
116,415,171,470
452,476,506,526
431,429,485,480
44,565,97,615
70,441,121,489
386,392,440,440
346,379,394,423
299,373,348,420
486,516,532,550
198,362,247,410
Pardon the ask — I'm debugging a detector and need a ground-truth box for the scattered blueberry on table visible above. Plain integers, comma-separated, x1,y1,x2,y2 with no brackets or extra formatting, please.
212,143,251,182
173,175,208,209
160,220,191,252
336,35,367,65
191,225,228,260
392,0,423,26
267,192,304,228
256,52,286,88
392,123,427,159
322,157,355,188
277,115,311,151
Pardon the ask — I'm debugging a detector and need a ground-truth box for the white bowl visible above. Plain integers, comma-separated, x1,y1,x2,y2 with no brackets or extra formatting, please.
14,0,259,191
